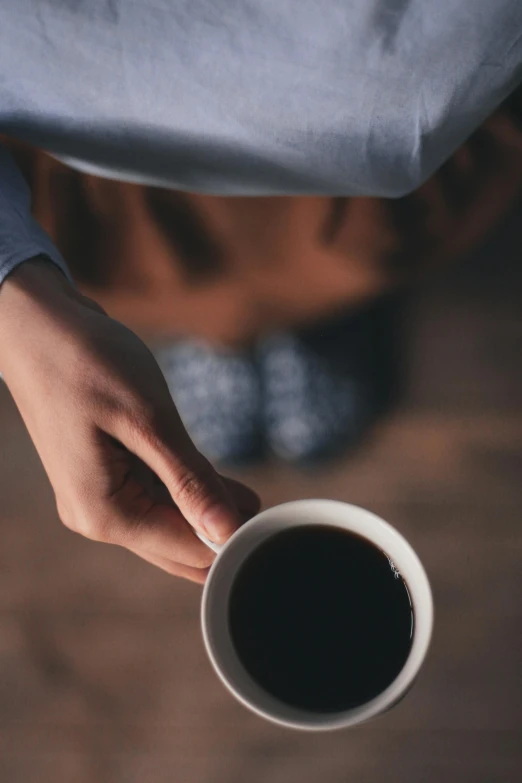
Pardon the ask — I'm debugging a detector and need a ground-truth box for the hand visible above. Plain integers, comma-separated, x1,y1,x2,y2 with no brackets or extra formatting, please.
0,258,260,583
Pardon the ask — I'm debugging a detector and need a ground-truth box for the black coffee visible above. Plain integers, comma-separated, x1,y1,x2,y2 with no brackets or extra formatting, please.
228,525,413,713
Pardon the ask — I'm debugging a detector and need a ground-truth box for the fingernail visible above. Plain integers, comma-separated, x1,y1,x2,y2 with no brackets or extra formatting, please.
202,505,241,545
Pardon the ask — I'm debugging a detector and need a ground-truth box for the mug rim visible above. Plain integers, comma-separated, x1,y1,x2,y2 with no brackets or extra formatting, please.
201,499,434,731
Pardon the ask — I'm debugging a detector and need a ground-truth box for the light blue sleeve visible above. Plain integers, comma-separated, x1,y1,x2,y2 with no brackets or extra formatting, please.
0,143,72,287
2,1,522,198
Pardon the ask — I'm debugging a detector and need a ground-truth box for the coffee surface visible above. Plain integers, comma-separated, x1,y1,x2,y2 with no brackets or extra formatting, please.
228,525,413,713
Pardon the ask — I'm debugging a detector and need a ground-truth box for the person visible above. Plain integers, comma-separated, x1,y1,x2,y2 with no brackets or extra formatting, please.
1,1,521,584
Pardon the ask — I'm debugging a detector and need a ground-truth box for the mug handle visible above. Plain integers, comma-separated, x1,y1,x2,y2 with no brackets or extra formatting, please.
195,530,224,555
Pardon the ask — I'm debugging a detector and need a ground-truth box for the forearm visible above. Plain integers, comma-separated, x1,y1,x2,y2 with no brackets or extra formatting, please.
0,141,75,373
0,257,67,377
0,256,98,383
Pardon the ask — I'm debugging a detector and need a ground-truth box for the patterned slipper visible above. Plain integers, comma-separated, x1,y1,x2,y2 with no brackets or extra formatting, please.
155,340,264,466
258,301,400,464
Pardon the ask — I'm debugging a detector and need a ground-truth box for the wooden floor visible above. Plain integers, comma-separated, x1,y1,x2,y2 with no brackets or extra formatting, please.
1,210,521,783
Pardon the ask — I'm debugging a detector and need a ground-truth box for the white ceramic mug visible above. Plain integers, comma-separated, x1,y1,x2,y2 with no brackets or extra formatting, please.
199,499,434,732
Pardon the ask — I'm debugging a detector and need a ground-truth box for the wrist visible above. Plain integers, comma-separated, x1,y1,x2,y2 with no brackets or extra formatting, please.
1,255,70,297
0,256,76,356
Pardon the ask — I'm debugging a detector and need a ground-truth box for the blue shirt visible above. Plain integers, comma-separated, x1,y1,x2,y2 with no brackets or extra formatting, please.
1,0,522,285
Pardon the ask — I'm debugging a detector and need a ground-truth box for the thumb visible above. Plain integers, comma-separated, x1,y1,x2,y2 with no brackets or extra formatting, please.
119,411,244,545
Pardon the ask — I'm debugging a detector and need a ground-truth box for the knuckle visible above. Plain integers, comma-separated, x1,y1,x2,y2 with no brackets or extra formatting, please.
132,399,158,432
192,547,216,570
56,498,77,533
172,460,216,512
82,514,113,543
59,494,114,543
126,400,163,447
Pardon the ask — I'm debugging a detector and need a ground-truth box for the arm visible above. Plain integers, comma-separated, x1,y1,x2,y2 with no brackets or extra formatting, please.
0,150,258,584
